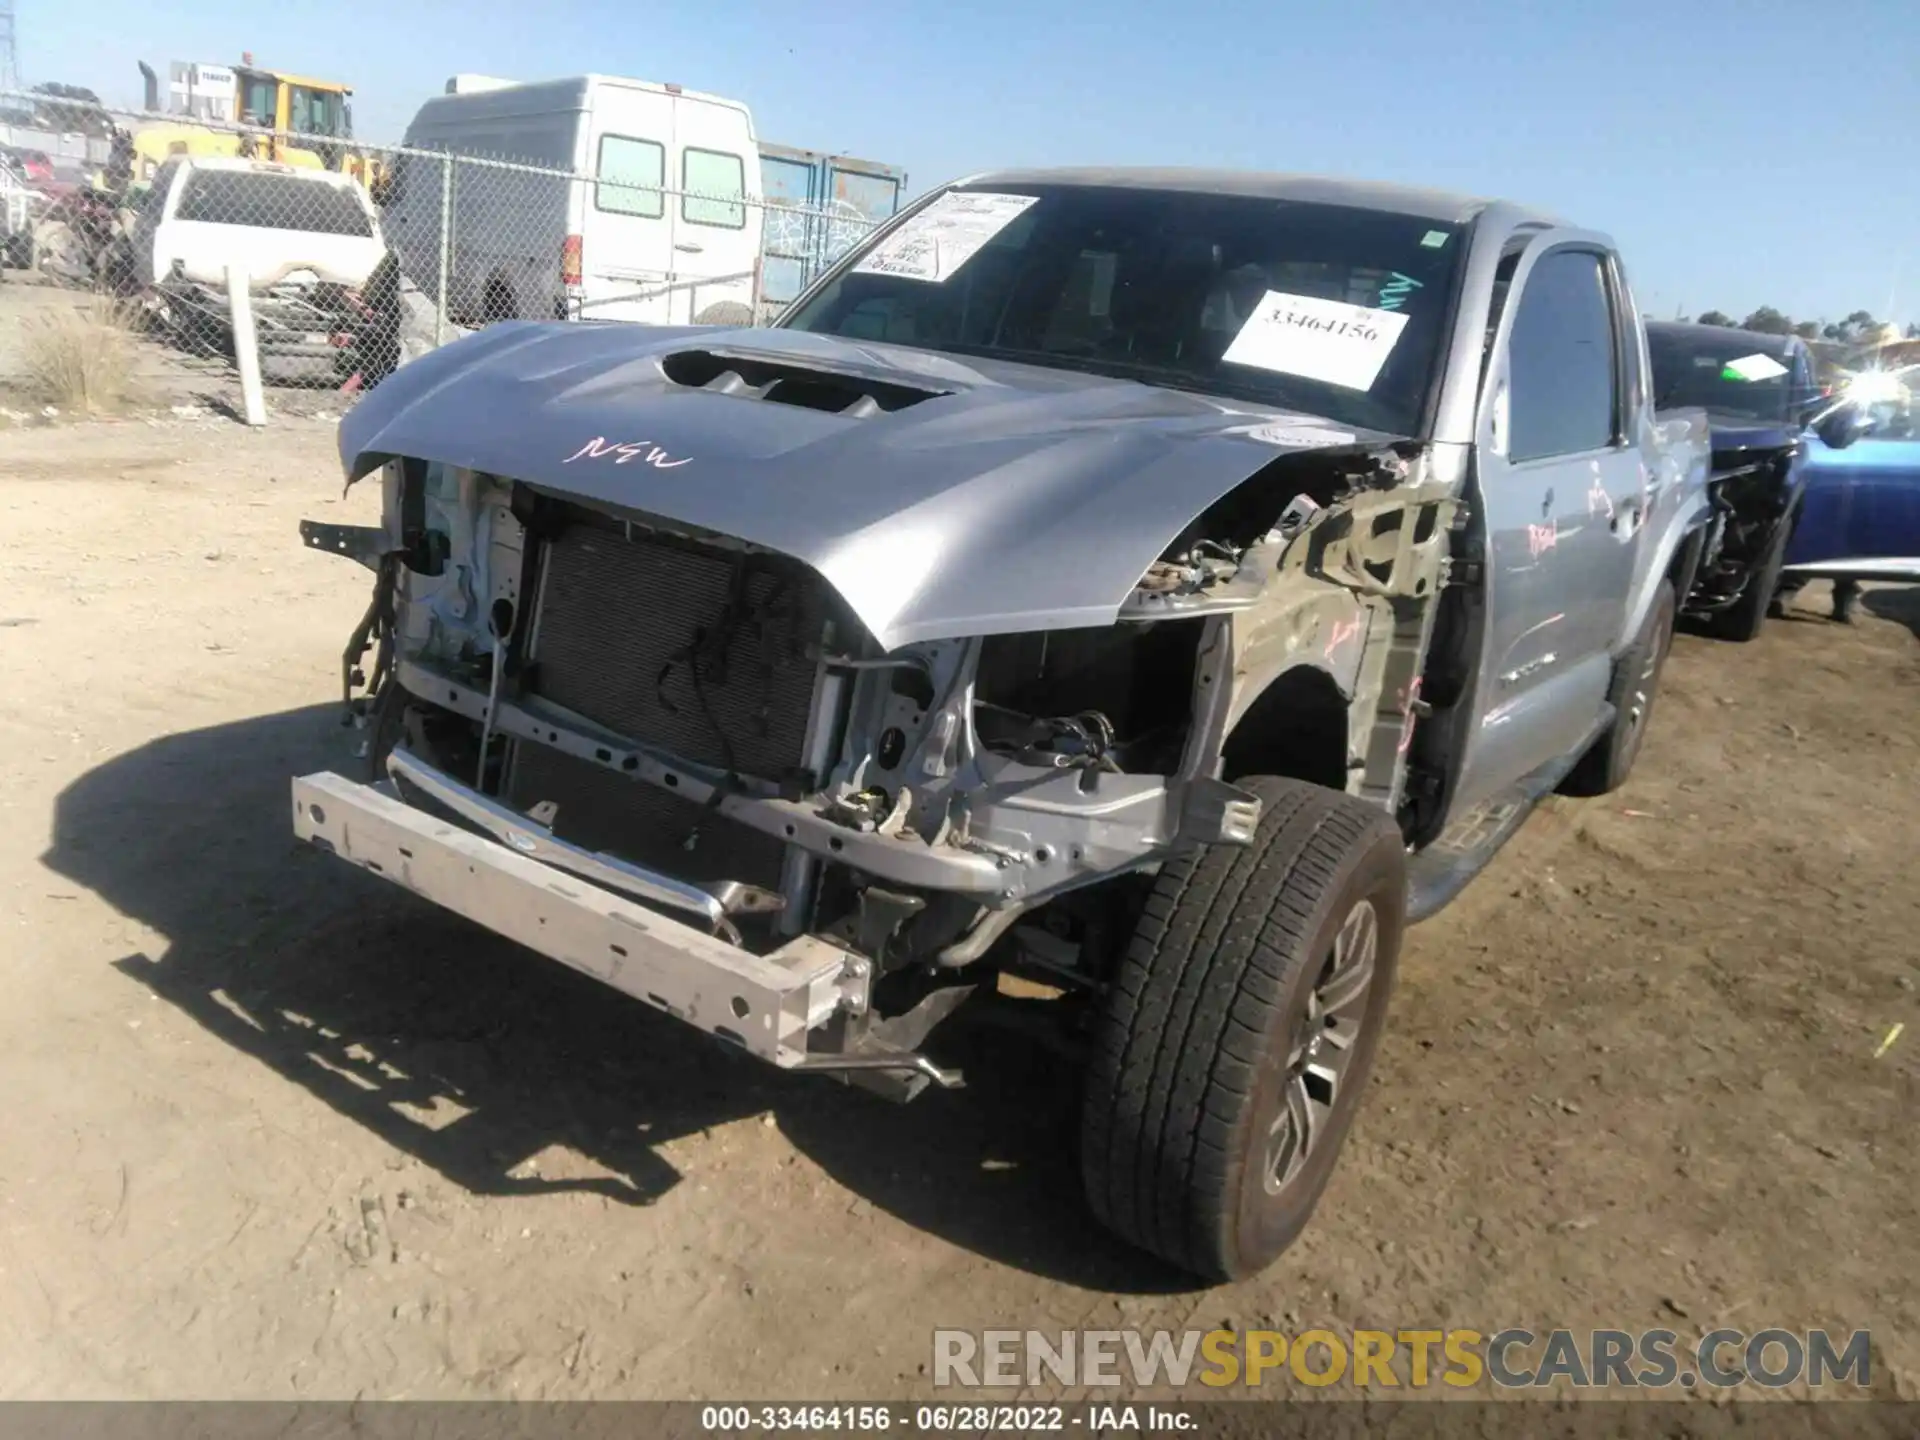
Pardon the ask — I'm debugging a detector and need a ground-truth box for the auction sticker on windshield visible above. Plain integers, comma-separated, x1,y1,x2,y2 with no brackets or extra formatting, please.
1223,291,1411,392
852,192,1039,283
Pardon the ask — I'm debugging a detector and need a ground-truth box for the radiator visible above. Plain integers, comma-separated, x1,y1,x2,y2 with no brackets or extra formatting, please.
506,513,832,893
506,742,790,890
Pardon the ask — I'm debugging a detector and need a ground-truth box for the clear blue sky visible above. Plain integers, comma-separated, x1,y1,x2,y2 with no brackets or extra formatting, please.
15,0,1917,325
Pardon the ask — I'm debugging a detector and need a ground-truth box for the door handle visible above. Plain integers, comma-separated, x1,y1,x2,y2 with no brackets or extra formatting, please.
674,242,704,254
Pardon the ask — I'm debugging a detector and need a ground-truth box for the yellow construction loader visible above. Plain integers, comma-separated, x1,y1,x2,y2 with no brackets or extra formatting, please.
131,58,387,197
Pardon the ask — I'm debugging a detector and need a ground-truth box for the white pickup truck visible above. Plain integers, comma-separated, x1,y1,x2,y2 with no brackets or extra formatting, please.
122,156,388,382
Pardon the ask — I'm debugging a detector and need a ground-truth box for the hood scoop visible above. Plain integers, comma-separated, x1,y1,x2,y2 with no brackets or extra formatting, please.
659,348,951,419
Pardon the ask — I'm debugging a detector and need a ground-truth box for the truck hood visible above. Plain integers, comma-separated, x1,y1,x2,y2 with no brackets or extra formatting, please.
1704,417,1801,456
338,321,1396,649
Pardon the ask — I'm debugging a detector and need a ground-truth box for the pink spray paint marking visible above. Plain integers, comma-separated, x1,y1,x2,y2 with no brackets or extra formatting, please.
564,437,694,469
1527,522,1558,558
1397,677,1423,756
1323,614,1363,663
1587,475,1614,520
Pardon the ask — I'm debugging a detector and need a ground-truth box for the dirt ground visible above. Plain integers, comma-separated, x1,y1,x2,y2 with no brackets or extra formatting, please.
0,275,352,426
1,412,1916,1404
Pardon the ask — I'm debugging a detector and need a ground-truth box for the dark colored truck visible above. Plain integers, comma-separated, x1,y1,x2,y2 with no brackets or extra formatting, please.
1647,321,1867,637
293,169,1712,1280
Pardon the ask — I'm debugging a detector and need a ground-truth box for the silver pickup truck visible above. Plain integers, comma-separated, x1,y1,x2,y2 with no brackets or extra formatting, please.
293,169,1712,1281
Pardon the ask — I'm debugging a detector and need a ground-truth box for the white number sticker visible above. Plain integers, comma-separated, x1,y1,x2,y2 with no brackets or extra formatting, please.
1233,422,1358,449
851,192,1039,284
1221,291,1411,391
1723,352,1789,382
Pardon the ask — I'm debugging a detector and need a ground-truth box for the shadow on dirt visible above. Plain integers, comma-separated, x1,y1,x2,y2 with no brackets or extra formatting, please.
1863,584,1920,640
42,704,1191,1295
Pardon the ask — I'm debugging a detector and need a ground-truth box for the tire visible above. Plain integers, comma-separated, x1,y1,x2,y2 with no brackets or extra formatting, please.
694,300,755,327
1702,516,1792,642
1081,777,1408,1281
259,353,336,387
32,220,81,281
1560,579,1675,797
481,279,518,325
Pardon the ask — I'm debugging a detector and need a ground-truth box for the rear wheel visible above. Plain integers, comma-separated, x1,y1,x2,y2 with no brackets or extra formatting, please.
1080,777,1407,1281
481,278,518,325
1561,580,1674,797
694,300,755,327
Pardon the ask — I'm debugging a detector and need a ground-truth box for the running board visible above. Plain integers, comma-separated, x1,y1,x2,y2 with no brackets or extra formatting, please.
1405,704,1613,924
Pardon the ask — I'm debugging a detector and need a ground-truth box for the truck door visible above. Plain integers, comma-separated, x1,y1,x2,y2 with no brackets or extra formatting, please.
757,148,821,318
668,96,760,325
1459,237,1638,802
823,159,904,266
580,85,678,323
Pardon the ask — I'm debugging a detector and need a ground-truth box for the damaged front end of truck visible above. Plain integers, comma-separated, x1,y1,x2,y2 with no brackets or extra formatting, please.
292,323,1458,1098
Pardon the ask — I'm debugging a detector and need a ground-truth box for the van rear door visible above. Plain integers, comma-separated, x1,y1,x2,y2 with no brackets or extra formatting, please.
668,93,761,325
578,80,678,323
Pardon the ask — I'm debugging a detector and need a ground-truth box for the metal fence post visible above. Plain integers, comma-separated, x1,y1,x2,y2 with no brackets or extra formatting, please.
225,265,267,427
435,152,454,347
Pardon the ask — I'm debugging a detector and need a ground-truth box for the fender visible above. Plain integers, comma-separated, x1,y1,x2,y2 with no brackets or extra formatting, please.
1617,407,1714,651
1619,488,1712,650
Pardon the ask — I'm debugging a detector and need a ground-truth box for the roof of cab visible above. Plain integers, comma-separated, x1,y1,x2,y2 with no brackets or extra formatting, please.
1647,320,1801,357
953,166,1566,229
177,155,361,186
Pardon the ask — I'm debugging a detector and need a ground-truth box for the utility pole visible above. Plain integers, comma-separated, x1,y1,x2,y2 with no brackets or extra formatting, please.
0,0,19,96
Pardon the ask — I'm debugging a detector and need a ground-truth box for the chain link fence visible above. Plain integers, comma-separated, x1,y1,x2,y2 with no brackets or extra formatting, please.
0,90,890,399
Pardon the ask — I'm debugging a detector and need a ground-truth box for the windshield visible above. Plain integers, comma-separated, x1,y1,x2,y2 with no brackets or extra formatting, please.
780,184,1466,437
289,86,346,139
1647,328,1805,424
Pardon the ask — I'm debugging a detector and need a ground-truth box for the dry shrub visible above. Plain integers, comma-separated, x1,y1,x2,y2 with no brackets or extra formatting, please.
18,298,149,416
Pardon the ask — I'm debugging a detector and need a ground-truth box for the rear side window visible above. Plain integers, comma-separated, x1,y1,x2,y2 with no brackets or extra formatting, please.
173,170,374,237
682,147,745,229
1505,250,1619,461
595,135,664,218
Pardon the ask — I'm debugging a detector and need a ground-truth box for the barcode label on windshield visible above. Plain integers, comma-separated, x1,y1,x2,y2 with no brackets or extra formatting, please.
1222,291,1411,391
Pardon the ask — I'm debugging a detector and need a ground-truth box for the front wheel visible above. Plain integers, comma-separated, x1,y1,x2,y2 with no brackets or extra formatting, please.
1080,777,1407,1281
1703,516,1793,642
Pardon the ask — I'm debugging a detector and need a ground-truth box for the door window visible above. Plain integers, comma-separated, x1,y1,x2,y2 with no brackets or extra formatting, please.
595,135,664,218
1505,250,1619,462
240,77,277,126
1791,346,1820,416
288,87,343,138
682,147,745,229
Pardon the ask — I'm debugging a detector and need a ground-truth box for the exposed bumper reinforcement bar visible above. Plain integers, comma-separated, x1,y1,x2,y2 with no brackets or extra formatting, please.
383,746,734,932
290,768,866,1067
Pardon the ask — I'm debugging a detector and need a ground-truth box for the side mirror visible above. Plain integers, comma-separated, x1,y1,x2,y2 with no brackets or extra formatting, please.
1813,403,1866,451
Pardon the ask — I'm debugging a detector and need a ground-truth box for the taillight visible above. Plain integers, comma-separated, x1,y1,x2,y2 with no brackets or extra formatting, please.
561,234,583,286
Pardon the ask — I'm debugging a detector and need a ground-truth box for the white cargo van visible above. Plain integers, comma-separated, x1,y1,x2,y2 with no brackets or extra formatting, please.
388,74,763,327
